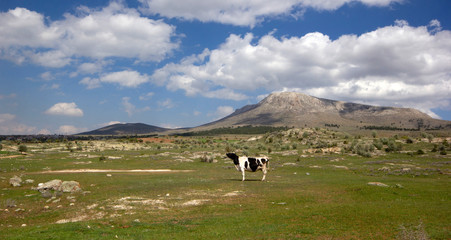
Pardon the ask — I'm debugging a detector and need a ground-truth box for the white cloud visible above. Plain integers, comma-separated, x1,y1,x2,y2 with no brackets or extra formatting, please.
45,102,84,117
40,72,54,81
208,106,234,120
101,70,150,88
153,20,451,117
158,98,175,109
0,2,179,67
0,113,37,134
79,77,101,89
57,125,87,135
139,0,402,27
80,70,150,89
122,97,150,116
139,92,155,101
102,121,123,126
0,93,16,100
37,129,52,135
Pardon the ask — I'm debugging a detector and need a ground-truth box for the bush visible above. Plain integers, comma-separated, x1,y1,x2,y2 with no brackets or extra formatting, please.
373,139,383,150
18,145,27,152
386,139,402,153
200,154,214,163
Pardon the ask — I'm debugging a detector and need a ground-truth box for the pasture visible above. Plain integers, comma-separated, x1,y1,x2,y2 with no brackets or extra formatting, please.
1,128,450,239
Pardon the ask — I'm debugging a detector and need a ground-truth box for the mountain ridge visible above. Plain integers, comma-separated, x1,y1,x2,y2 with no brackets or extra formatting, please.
196,92,448,131
77,123,168,135
77,92,451,135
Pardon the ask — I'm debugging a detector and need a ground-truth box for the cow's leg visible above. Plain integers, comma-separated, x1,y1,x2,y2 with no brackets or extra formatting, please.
261,165,267,181
241,168,245,181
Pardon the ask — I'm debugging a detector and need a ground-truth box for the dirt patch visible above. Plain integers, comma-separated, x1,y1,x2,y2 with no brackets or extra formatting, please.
139,137,173,143
0,155,25,159
33,169,194,174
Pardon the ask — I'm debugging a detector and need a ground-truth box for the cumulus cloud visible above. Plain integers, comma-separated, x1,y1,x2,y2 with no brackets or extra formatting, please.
139,0,402,27
122,97,150,116
80,70,150,89
0,113,37,134
45,102,84,117
0,2,178,67
56,125,87,135
208,106,235,120
158,98,175,109
152,20,451,117
139,92,155,101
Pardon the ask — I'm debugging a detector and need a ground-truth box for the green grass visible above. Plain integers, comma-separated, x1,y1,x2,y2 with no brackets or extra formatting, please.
1,129,450,239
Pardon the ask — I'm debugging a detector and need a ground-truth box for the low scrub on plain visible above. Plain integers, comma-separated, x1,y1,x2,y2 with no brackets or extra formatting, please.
0,128,449,239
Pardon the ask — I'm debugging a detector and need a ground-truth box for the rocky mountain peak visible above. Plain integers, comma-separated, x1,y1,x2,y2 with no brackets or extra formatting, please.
259,91,336,113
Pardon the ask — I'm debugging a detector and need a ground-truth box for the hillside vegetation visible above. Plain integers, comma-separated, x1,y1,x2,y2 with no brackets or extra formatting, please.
0,127,450,239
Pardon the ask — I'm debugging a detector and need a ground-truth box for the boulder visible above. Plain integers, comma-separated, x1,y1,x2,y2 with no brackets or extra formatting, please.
9,176,22,187
37,179,63,192
367,182,389,187
61,181,81,193
25,179,35,184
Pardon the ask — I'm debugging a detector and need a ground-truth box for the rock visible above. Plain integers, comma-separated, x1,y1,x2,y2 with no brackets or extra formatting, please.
333,165,349,170
37,180,62,192
378,167,390,171
24,179,34,184
41,190,52,198
9,176,22,187
61,181,81,193
367,182,389,187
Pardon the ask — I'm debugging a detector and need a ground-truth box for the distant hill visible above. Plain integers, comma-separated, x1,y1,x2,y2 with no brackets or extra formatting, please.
195,92,451,131
77,123,168,135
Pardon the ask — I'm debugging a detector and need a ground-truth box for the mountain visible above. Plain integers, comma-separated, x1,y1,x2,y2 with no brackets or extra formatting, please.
196,92,450,131
78,92,450,135
77,123,168,135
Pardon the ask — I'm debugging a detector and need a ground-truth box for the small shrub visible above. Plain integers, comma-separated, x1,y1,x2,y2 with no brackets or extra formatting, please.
18,145,27,152
99,155,106,161
416,149,425,155
373,139,383,150
200,154,214,163
398,222,429,240
5,198,17,208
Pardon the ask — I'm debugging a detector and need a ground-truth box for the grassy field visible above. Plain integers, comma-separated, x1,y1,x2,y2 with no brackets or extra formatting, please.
0,128,450,239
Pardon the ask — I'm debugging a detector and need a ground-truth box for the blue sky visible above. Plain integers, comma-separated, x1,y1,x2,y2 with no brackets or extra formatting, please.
1,0,450,134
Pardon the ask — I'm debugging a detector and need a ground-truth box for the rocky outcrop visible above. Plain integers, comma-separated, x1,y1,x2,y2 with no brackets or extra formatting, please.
36,179,81,193
9,176,22,187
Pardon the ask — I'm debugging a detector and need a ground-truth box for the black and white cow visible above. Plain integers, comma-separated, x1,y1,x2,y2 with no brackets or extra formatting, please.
226,153,269,181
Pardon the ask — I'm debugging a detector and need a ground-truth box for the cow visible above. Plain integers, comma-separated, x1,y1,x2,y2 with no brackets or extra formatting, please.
226,153,269,181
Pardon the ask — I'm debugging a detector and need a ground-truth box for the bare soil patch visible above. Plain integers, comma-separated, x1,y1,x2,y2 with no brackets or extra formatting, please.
33,169,194,174
139,137,173,143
